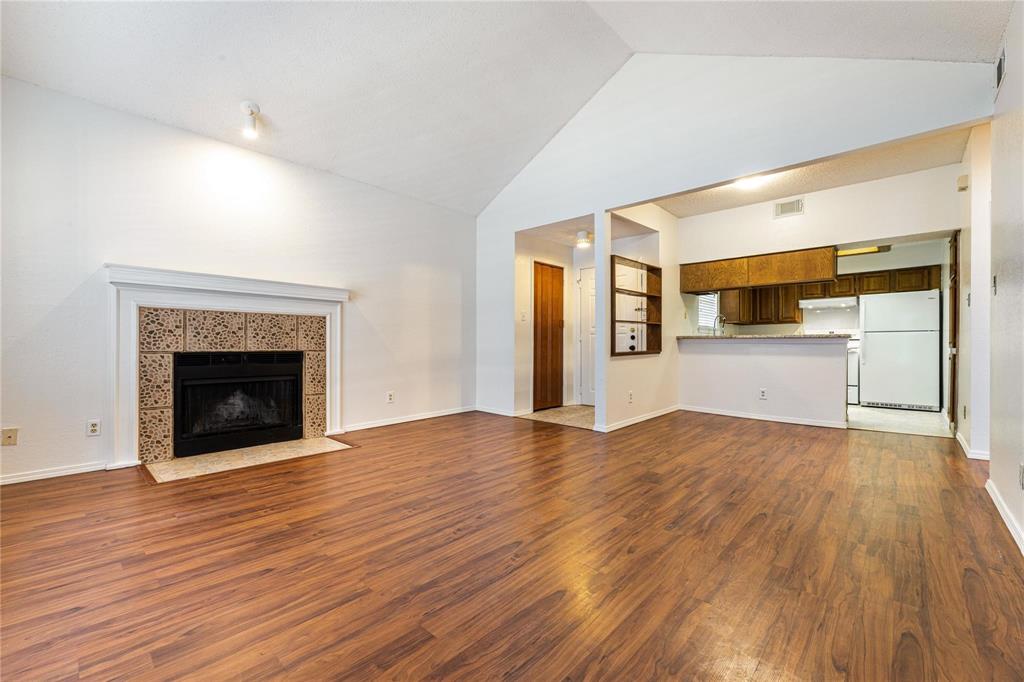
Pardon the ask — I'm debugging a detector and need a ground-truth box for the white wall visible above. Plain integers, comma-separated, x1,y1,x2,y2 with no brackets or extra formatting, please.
513,233,576,414
988,1,1024,555
961,126,993,458
837,239,947,274
1,77,476,481
602,205,682,430
679,339,848,429
678,165,964,263
477,54,993,416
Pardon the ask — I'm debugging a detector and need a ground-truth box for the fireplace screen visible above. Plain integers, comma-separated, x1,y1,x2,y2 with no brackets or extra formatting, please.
174,352,303,457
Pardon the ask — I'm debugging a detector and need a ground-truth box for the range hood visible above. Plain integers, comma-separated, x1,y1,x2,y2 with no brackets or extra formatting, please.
799,296,858,310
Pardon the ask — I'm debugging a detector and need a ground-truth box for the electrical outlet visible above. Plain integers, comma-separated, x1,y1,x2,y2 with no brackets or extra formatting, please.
758,388,768,401
1,428,18,446
385,391,395,404
86,419,101,437
627,390,633,405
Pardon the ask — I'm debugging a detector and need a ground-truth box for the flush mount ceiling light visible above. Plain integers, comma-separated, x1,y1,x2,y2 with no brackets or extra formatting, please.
240,101,260,140
575,230,592,248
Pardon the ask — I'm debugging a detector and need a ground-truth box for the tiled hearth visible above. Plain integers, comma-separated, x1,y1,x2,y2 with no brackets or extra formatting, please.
137,307,328,463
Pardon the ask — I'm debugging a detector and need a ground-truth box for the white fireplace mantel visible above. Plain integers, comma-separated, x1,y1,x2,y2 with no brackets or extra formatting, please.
105,264,350,469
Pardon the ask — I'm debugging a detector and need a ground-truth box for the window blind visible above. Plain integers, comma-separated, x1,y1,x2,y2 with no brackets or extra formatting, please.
697,292,719,331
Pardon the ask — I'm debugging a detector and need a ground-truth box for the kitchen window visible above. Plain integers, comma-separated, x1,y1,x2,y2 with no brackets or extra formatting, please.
697,292,719,333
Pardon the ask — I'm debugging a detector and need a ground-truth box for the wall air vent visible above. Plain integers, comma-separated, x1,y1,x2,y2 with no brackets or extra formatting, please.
773,198,804,219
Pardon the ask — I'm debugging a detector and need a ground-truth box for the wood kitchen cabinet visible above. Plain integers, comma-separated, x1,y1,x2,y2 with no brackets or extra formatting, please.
827,274,856,297
746,246,837,287
679,257,748,293
856,271,891,294
719,288,752,324
680,246,837,293
752,288,776,324
776,285,803,323
893,265,941,292
799,282,828,299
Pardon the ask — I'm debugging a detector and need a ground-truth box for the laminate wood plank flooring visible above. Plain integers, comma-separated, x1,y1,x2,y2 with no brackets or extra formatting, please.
2,411,1022,680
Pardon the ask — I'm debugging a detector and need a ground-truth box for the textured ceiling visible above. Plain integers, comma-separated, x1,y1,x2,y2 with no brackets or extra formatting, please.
590,1,1013,62
521,213,655,247
1,2,1011,217
1,2,630,215
656,127,972,218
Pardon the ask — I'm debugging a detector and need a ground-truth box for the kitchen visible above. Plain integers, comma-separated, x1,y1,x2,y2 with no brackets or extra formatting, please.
678,237,954,437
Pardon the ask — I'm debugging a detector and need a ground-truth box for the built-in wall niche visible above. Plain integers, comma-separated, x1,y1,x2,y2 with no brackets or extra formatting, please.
611,256,662,356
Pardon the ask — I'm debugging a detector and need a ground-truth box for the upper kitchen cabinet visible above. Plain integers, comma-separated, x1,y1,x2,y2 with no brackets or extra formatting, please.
856,271,891,294
746,246,837,287
680,246,837,293
893,265,941,292
679,257,748,293
827,274,856,297
776,285,803,323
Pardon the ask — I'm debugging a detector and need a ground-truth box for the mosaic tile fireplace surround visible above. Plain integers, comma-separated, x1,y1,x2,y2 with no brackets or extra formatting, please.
137,307,327,463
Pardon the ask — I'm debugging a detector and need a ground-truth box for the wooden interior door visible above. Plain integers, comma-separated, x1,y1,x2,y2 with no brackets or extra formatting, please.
533,262,564,411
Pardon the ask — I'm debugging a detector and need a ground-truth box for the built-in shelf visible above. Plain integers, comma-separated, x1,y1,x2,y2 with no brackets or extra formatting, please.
611,255,663,357
614,287,661,298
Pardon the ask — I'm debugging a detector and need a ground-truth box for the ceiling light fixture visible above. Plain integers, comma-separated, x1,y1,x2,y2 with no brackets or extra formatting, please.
240,101,260,140
732,175,770,190
837,245,892,257
575,230,592,249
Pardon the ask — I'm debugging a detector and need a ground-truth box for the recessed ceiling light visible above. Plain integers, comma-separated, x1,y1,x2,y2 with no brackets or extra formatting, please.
240,101,260,140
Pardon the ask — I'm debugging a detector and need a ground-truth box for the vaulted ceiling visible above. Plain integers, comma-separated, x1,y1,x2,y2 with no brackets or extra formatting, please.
2,2,1013,216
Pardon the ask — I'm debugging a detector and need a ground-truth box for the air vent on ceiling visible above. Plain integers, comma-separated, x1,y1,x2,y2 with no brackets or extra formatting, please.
773,198,804,219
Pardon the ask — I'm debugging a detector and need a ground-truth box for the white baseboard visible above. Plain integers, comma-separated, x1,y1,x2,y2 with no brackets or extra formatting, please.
678,405,847,430
594,405,679,433
106,460,140,470
955,431,990,460
475,406,531,417
325,428,346,436
343,406,475,432
1,460,108,485
986,479,1024,557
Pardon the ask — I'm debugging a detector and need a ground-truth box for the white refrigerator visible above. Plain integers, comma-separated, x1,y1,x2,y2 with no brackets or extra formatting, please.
859,290,941,411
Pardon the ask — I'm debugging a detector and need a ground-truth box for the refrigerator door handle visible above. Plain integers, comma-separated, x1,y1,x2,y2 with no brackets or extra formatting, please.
860,335,866,365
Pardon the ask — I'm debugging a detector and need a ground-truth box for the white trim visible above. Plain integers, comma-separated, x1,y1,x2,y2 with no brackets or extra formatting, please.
344,406,475,431
1,461,108,485
678,405,848,430
105,264,350,302
956,431,991,460
986,479,1024,557
476,405,532,417
106,265,347,469
594,404,679,432
106,461,140,470
325,428,347,437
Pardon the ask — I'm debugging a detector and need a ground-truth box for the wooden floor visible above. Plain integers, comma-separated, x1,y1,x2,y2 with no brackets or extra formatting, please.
3,411,1023,680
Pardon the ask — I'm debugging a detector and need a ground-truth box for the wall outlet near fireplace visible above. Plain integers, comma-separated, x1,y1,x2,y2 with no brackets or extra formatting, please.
86,419,101,437
1,428,18,446
385,391,395,404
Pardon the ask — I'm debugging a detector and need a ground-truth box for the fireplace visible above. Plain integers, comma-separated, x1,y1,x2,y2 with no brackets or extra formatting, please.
173,352,304,457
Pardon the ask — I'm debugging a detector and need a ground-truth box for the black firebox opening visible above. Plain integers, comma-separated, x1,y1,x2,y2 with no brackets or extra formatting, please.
173,352,303,457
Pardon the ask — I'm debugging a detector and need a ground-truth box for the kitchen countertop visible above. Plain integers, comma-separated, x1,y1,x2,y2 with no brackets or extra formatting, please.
676,334,851,340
